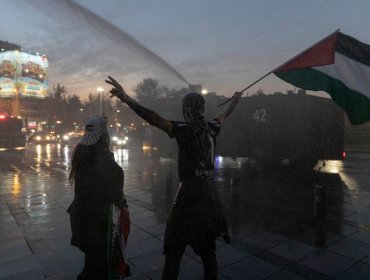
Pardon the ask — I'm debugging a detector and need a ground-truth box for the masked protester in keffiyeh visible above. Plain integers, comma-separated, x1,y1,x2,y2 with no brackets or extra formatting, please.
68,116,130,280
106,75,242,280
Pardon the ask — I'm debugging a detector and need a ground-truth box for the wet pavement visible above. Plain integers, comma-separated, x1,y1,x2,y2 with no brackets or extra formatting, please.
1,144,370,279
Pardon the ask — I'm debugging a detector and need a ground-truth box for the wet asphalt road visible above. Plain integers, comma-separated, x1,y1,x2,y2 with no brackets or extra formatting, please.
1,144,370,279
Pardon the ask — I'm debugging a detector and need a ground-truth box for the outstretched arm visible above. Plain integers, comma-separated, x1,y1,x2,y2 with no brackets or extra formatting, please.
216,92,243,124
105,76,173,134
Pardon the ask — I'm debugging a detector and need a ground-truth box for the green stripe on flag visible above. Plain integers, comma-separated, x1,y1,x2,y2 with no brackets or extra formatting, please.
275,68,370,125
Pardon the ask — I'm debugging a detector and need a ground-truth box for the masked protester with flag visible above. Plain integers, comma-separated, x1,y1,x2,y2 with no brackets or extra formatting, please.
106,76,242,280
68,116,130,280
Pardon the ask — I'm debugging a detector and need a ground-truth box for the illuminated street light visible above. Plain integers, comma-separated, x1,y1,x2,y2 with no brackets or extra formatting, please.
97,87,104,116
114,110,121,132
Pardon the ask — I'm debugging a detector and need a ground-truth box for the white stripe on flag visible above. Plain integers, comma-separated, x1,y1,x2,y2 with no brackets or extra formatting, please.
314,52,370,100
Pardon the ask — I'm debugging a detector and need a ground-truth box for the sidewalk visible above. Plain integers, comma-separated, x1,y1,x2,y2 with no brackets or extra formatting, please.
1,154,370,279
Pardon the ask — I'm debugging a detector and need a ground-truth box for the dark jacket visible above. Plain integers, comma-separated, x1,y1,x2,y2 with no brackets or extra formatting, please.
68,151,123,252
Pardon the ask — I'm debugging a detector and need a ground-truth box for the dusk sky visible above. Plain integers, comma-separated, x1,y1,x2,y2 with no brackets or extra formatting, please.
1,0,370,99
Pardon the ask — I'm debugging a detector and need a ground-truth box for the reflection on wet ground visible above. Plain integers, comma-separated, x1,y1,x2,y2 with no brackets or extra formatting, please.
1,144,370,279
111,150,348,248
0,145,362,245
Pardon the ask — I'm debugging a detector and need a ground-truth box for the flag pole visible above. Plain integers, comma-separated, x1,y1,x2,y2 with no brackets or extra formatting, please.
218,29,341,107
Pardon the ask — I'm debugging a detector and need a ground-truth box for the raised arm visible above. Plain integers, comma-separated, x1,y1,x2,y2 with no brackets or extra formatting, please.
216,92,243,124
105,76,173,134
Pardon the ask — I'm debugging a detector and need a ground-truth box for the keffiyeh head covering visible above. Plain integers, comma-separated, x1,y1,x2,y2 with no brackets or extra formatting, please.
80,116,108,145
182,92,207,132
182,93,211,167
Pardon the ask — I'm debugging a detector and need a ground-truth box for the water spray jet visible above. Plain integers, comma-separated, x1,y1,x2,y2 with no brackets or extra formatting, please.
25,0,190,86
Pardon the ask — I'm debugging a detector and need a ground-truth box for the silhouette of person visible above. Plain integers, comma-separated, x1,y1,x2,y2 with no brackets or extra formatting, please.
68,116,129,280
106,76,241,280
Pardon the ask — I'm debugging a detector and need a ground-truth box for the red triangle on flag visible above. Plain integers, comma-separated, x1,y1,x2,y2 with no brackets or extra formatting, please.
276,33,337,72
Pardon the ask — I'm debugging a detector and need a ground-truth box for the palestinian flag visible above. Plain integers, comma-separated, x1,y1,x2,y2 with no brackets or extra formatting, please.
107,205,131,279
274,31,370,125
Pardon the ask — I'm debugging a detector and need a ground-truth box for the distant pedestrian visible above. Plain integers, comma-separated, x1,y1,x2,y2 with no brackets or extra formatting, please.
106,76,242,280
68,116,130,280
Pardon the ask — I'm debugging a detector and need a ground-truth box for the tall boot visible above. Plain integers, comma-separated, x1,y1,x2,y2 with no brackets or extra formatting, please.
201,251,218,280
162,247,185,280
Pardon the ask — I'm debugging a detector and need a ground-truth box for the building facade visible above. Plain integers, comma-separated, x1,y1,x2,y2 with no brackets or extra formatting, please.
0,40,48,124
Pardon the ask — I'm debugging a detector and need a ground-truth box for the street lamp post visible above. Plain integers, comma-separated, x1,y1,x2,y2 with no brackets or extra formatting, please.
115,110,120,132
97,87,104,116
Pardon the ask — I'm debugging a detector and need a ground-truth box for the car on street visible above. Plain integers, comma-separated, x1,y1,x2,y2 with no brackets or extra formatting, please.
59,131,82,146
30,132,58,144
111,135,128,148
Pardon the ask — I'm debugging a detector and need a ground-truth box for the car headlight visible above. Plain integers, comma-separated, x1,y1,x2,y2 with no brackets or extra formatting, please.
46,136,50,140
112,136,118,142
117,140,127,145
63,135,69,140
35,136,42,141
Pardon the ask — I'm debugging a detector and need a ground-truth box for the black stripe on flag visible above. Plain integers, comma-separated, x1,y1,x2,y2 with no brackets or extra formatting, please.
336,33,370,66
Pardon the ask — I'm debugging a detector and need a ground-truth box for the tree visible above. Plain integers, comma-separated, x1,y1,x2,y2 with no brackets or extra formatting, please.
65,95,83,130
134,78,164,104
114,100,142,134
54,84,68,99
84,93,101,117
163,87,189,98
67,94,82,110
256,89,265,96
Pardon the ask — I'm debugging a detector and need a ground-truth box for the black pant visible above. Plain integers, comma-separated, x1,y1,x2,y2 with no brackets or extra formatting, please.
162,239,218,280
78,250,108,280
